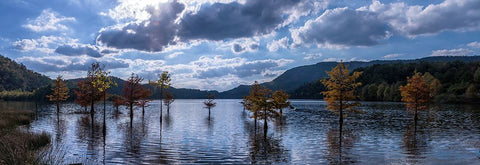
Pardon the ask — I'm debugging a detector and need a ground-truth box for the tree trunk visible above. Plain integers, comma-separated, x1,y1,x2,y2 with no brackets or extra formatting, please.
280,108,283,117
254,111,257,132
142,106,145,116
208,107,211,120
130,103,133,127
160,87,163,124
91,100,95,121
56,102,60,114
264,107,268,138
103,92,106,136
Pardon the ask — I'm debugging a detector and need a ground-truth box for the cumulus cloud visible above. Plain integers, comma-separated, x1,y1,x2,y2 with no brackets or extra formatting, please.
96,1,185,52
362,0,480,37
12,36,78,53
431,48,473,56
55,45,102,58
178,0,302,40
17,56,129,72
467,41,480,48
23,9,75,32
267,37,289,52
172,55,293,79
291,7,391,48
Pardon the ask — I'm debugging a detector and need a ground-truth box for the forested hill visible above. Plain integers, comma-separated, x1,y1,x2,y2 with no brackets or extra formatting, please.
0,55,51,91
219,55,480,99
291,59,480,103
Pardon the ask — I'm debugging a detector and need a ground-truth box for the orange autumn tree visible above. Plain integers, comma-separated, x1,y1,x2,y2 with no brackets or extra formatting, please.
136,89,152,116
399,72,431,125
123,73,148,122
74,80,97,113
321,62,362,132
46,75,70,114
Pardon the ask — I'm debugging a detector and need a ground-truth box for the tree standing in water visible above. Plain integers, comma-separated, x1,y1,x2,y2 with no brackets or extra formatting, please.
123,73,148,126
272,90,290,117
203,94,216,120
163,91,174,113
399,72,431,127
136,89,152,116
92,64,116,135
46,75,70,114
149,71,171,124
321,62,363,135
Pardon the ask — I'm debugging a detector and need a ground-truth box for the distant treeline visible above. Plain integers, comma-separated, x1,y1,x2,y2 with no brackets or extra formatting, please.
291,61,480,103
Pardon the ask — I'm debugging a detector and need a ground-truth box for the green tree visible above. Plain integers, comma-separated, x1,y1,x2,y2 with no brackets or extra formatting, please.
399,72,431,126
321,62,362,134
149,71,171,124
46,75,69,114
86,63,103,120
465,84,478,101
474,67,480,83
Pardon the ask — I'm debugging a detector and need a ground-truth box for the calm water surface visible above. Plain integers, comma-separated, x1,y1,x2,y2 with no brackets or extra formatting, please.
3,100,480,164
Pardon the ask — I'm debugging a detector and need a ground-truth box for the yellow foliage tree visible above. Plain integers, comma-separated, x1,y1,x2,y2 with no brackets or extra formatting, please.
321,62,362,132
149,71,171,123
399,72,431,125
272,90,290,116
46,75,70,114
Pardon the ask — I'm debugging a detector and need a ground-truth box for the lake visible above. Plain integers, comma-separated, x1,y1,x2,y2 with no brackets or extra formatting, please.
3,100,480,164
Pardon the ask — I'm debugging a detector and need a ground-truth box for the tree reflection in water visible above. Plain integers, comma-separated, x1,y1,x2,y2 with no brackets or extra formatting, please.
76,116,102,160
326,128,357,164
403,122,429,164
243,112,289,164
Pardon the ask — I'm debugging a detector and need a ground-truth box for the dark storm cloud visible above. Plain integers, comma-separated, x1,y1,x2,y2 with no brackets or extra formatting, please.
96,1,185,52
292,7,391,47
55,45,102,58
232,43,246,53
178,0,301,40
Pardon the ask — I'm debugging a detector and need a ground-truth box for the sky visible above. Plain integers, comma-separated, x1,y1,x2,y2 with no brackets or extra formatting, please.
1,0,480,91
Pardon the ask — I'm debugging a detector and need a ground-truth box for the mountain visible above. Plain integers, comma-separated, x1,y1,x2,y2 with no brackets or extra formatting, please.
0,55,52,91
218,56,480,99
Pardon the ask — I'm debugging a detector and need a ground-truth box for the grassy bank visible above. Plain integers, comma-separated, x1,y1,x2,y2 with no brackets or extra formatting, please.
0,110,51,164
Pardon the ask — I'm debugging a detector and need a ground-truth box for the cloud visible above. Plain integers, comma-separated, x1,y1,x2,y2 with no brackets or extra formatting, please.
382,53,401,59
230,39,259,54
431,48,473,56
96,1,185,52
55,44,102,58
363,0,480,37
267,37,289,52
195,58,292,78
23,9,76,32
17,56,129,72
232,43,246,53
303,53,322,60
291,7,391,48
467,41,480,48
178,0,302,40
167,52,184,59
12,36,78,53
